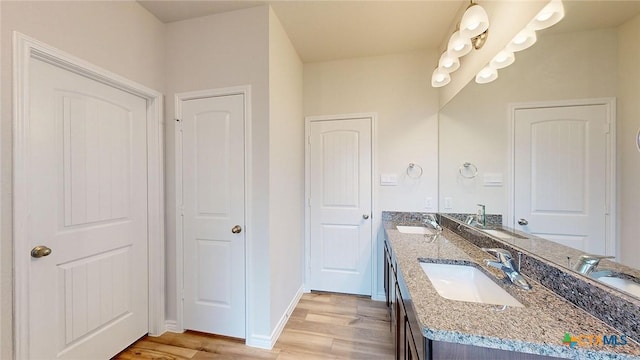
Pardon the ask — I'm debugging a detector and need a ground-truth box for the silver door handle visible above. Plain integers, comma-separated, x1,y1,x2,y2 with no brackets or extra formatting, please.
363,214,370,220
518,218,528,226
231,225,242,234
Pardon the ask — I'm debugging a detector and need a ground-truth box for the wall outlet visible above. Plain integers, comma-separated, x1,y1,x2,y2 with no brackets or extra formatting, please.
444,197,453,210
425,197,433,210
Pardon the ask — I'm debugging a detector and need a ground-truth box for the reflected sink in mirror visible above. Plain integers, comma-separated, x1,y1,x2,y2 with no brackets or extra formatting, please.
481,228,528,240
419,261,523,307
591,273,640,298
396,225,434,235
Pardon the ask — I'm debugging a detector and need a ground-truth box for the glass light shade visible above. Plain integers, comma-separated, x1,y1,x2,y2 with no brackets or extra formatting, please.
475,65,498,84
490,50,515,69
447,31,472,57
507,28,537,52
460,4,490,38
431,68,451,88
438,52,460,73
528,0,564,31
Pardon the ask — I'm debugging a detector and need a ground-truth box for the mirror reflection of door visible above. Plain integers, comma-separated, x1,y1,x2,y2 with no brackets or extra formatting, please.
513,101,614,255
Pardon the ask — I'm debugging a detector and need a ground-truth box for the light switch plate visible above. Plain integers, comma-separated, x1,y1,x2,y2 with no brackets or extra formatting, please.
380,173,398,186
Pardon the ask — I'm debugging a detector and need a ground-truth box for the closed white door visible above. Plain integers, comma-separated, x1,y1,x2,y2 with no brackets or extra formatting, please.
180,94,246,338
28,57,149,359
309,117,373,295
514,104,609,254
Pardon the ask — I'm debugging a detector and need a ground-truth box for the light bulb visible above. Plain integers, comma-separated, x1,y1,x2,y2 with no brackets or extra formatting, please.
438,52,460,73
507,28,537,52
460,4,490,39
528,0,564,31
490,50,515,69
475,65,498,84
431,68,451,87
447,31,472,57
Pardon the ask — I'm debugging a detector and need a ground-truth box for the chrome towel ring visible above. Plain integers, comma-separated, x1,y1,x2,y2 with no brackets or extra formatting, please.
459,162,478,179
407,163,423,179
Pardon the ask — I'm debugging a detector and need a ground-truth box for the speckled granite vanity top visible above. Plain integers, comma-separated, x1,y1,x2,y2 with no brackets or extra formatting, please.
383,215,640,360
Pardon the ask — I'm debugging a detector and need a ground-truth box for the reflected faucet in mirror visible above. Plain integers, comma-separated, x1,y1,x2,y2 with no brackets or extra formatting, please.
573,254,616,276
465,204,487,228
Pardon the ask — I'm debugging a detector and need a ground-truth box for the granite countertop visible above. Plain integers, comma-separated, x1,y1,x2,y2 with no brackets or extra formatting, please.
383,218,640,360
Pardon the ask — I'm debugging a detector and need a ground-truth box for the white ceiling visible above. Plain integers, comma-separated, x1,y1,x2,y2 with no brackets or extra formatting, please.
138,0,466,63
138,0,640,63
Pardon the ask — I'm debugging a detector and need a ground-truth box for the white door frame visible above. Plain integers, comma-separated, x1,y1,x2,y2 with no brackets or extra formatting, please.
507,98,617,256
174,86,252,336
12,32,165,358
304,113,377,296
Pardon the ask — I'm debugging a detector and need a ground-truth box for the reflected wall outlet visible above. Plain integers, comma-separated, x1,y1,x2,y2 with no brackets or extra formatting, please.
425,197,433,210
444,197,453,210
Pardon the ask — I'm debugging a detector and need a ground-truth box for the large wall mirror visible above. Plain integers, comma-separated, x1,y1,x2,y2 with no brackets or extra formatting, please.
439,1,640,298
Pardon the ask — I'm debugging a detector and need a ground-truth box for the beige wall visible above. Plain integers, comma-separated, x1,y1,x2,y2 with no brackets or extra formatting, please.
0,1,165,358
164,6,280,342
618,15,640,269
267,9,305,331
440,28,618,215
304,50,440,296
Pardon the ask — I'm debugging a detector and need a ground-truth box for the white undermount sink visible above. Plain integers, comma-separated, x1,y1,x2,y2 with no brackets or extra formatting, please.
419,262,524,307
396,226,434,235
596,276,640,298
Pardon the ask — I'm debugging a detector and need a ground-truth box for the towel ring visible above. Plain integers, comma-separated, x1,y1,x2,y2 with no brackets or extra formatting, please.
459,162,478,179
407,163,423,179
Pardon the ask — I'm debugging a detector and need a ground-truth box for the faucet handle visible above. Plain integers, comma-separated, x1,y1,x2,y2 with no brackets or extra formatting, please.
482,248,512,258
577,254,615,264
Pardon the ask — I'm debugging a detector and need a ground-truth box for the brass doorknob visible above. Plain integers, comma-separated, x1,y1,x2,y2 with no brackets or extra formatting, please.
231,225,242,234
31,245,52,258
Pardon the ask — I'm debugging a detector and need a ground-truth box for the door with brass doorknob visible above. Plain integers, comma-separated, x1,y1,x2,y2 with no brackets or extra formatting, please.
179,91,246,338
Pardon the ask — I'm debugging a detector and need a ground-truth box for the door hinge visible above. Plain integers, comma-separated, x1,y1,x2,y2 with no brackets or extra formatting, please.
175,118,183,131
308,198,311,207
604,122,610,134
179,205,184,217
308,135,311,145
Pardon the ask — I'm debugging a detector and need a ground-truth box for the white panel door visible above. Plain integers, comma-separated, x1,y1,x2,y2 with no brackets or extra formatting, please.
514,105,608,254
309,117,373,295
28,58,148,359
181,94,246,338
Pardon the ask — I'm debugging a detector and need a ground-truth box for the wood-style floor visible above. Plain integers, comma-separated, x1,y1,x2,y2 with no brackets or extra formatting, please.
113,292,394,359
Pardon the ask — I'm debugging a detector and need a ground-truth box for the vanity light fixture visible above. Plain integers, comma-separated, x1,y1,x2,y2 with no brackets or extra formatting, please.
431,1,489,87
431,68,451,88
474,0,564,85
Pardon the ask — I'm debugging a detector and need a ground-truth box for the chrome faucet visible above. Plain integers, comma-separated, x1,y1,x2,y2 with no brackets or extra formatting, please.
423,214,443,232
477,204,486,228
483,248,531,290
573,254,615,275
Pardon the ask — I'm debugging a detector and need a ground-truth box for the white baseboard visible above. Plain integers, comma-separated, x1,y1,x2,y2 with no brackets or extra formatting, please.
372,291,386,302
164,320,183,333
246,286,304,350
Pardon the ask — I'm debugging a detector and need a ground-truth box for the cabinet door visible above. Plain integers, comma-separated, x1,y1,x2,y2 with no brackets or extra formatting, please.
396,283,406,360
384,243,390,308
406,321,420,360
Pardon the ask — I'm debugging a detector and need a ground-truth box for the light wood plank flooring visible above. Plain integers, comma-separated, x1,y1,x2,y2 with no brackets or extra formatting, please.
114,292,394,359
